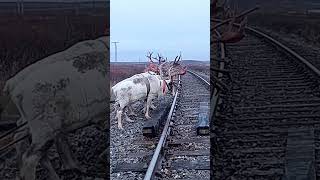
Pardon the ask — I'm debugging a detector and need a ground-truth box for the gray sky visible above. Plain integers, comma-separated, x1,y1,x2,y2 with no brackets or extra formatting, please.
110,0,210,62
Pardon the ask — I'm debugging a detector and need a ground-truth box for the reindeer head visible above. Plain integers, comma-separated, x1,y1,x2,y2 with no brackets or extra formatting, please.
170,54,187,76
158,54,187,95
144,52,160,74
159,54,187,78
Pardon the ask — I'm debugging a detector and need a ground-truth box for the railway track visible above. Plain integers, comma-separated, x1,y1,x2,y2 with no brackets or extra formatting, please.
111,70,210,180
213,26,320,179
254,27,320,72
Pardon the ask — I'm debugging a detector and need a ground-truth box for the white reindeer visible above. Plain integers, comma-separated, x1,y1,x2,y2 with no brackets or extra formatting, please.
110,53,187,129
1,36,109,180
110,72,172,129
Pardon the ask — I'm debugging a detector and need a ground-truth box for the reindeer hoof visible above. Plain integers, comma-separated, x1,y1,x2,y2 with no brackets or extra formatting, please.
145,115,151,119
118,125,124,129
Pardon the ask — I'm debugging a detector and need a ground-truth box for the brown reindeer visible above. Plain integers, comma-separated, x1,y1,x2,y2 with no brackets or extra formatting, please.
144,52,160,75
214,15,247,44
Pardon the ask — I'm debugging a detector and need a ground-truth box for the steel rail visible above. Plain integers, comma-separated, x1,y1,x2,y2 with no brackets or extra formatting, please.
143,70,211,179
213,18,320,78
0,121,29,155
187,70,210,86
0,134,28,153
143,75,181,180
245,27,320,78
211,22,320,179
0,121,27,140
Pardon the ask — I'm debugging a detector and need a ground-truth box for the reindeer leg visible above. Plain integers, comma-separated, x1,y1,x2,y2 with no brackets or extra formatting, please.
40,154,60,180
128,104,137,116
15,135,60,180
145,96,152,119
117,110,124,129
125,113,134,122
14,118,29,172
150,100,157,110
14,97,58,180
15,117,60,180
20,139,53,180
124,107,134,122
55,134,84,173
143,100,147,113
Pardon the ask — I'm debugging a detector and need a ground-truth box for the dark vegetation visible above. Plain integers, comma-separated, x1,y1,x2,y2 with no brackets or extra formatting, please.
0,7,109,92
249,13,320,46
110,63,145,85
0,5,109,179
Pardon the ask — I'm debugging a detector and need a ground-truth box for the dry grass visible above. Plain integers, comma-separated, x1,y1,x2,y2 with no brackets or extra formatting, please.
249,13,320,45
110,63,145,86
0,11,108,92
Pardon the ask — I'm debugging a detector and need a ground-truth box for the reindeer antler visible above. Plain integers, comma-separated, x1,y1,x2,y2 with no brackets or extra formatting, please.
163,57,167,63
146,52,154,63
159,54,166,63
173,56,179,64
152,53,159,63
157,53,162,64
151,53,165,65
173,54,182,64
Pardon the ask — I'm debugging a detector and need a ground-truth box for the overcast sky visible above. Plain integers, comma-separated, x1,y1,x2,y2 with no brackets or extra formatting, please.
110,0,210,62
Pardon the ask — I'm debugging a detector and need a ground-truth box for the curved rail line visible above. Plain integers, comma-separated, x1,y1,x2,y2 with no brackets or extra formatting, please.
143,71,210,179
188,70,210,85
143,75,181,180
110,70,210,180
213,25,320,179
